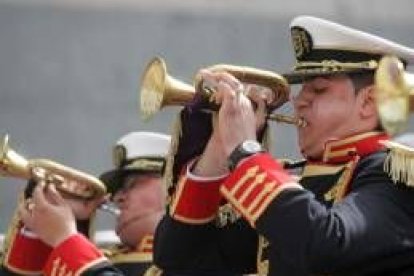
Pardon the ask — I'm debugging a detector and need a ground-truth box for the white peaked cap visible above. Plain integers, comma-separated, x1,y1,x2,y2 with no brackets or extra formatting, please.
100,131,171,194
115,131,171,162
284,16,414,83
290,16,414,63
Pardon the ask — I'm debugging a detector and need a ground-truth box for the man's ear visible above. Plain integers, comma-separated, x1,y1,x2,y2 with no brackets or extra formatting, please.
358,85,377,119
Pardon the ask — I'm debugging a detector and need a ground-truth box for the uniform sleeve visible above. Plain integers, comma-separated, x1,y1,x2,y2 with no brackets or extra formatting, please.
43,234,123,276
1,178,101,276
1,226,52,275
1,183,53,275
154,163,258,275
222,152,414,274
168,161,226,224
220,153,302,227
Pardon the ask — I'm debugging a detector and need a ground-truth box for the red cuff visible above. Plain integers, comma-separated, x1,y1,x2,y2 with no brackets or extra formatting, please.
4,227,52,274
169,170,225,224
220,153,301,226
43,234,107,276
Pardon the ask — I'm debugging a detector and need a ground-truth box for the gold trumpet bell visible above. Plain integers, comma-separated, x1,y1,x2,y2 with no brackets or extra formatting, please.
0,135,30,178
140,56,194,120
375,56,414,135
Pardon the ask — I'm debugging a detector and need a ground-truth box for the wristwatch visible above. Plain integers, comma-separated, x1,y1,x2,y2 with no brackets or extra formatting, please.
228,140,265,171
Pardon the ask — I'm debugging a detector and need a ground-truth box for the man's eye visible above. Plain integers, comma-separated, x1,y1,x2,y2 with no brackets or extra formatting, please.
314,87,327,94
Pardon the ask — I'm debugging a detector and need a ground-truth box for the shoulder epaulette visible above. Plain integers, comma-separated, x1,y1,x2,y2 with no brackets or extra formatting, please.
382,140,414,187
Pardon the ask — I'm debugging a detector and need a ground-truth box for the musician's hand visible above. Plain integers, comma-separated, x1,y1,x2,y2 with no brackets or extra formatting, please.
59,182,108,220
191,70,267,176
19,182,77,247
245,84,269,132
192,113,230,177
189,70,237,176
201,70,257,157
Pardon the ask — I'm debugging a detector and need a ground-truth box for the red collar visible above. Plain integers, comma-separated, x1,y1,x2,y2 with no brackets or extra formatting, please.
313,132,389,164
135,235,153,254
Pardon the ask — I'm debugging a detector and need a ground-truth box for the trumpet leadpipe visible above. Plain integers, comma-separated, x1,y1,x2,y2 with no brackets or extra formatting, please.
267,113,307,127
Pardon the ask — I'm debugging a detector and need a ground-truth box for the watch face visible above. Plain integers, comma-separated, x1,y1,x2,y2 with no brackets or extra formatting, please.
243,140,262,153
228,140,264,171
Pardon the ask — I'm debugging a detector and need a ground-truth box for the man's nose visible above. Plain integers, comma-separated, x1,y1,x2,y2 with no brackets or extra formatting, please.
293,89,312,110
113,190,125,204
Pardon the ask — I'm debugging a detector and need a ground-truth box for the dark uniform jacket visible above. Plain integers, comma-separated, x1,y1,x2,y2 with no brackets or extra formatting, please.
4,132,414,275
153,132,414,275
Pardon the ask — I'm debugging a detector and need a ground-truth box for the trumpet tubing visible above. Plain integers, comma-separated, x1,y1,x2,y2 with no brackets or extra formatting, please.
0,135,30,178
0,135,106,199
196,63,290,109
139,56,304,127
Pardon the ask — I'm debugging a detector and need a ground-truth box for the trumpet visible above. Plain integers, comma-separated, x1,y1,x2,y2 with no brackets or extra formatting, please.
375,56,414,135
0,135,106,199
140,56,306,127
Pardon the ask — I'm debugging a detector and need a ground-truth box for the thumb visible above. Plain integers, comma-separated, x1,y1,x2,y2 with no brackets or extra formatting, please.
45,184,65,206
255,93,267,128
88,194,108,211
32,183,49,209
218,81,238,111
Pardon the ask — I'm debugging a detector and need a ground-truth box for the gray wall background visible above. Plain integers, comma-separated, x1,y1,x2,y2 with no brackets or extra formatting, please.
1,0,414,231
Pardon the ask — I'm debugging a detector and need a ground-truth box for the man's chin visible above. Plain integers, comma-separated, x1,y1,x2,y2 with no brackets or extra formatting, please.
115,219,129,237
115,226,122,237
298,141,308,156
115,214,144,237
301,146,325,160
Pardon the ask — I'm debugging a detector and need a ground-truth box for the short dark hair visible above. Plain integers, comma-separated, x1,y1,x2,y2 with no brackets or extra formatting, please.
348,71,384,131
349,71,375,93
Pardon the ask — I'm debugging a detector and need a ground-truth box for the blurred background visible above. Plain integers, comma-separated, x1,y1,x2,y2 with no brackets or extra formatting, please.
1,0,414,234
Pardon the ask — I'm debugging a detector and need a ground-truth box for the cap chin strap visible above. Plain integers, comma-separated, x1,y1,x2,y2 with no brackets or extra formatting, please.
294,59,378,73
125,158,165,172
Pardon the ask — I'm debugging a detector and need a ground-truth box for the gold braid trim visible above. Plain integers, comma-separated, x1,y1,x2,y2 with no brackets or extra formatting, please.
2,192,24,266
214,203,241,228
383,140,414,187
334,158,358,202
294,60,378,72
144,265,163,276
127,159,164,171
163,112,182,205
256,235,270,276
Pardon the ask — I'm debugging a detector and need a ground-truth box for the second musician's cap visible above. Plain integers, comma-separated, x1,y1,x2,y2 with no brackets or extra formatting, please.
100,131,171,195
